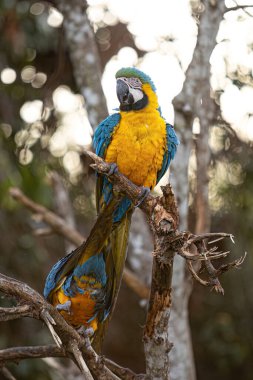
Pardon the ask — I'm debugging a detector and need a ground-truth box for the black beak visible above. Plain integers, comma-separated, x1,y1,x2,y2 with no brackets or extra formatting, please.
116,79,134,105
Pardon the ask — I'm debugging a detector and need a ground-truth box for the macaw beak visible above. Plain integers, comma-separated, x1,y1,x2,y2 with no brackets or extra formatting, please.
116,79,134,105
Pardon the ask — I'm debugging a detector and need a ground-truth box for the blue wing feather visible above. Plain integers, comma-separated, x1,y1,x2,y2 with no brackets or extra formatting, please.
93,113,121,158
156,123,179,184
44,251,76,299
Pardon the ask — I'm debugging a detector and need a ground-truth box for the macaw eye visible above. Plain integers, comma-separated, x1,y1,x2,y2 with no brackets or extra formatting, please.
129,77,142,89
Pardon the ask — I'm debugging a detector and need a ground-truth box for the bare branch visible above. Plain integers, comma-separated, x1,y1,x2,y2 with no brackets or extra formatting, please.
105,358,146,380
122,268,149,300
0,345,65,364
50,171,77,252
9,187,83,247
0,345,146,380
0,367,17,380
71,342,94,379
225,4,253,15
32,227,54,237
0,305,33,322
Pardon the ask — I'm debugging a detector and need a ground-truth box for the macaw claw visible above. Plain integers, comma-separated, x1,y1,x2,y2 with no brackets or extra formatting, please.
77,326,95,338
135,186,150,207
56,300,72,312
107,162,118,176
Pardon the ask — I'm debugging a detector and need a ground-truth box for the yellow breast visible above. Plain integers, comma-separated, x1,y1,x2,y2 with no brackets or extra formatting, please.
105,84,167,189
52,287,98,330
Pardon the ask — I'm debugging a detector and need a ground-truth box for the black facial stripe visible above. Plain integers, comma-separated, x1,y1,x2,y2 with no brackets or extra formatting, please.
120,93,148,111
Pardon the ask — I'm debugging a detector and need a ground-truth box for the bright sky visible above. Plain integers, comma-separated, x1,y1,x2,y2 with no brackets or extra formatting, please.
1,0,253,175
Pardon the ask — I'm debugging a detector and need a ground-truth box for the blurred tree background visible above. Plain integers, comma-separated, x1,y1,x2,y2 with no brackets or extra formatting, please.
0,0,253,379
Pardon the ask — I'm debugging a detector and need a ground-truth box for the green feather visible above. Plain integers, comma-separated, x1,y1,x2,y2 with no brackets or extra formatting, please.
115,67,156,91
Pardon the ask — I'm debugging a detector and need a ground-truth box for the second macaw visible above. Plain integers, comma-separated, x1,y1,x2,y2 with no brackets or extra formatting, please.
44,67,179,349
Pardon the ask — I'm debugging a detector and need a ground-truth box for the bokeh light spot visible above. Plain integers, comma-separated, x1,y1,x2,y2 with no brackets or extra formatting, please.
21,66,36,83
19,148,33,165
30,2,45,15
1,68,17,84
32,72,47,88
47,7,64,28
20,100,43,123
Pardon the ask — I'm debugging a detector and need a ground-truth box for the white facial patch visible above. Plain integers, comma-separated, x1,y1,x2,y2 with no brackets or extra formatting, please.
128,87,144,103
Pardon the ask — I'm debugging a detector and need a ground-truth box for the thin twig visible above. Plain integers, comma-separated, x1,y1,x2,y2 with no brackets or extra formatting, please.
71,343,94,379
41,309,62,348
9,187,83,246
0,367,17,380
224,4,253,15
105,358,146,380
0,305,33,322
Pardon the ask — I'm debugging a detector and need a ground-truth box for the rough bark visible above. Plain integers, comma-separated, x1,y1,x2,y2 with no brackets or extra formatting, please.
55,0,108,128
170,1,227,379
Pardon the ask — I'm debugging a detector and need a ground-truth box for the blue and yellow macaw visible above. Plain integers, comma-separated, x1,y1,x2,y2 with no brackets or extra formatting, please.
44,67,179,348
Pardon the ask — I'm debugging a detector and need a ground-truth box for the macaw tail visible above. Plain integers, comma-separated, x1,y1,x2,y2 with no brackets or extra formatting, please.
92,208,133,352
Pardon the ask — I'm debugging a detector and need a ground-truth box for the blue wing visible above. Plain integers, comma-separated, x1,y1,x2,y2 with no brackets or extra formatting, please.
93,113,121,158
44,251,76,299
156,123,179,184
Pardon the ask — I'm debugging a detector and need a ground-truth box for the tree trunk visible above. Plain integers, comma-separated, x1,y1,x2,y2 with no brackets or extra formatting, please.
56,0,108,128
170,1,226,379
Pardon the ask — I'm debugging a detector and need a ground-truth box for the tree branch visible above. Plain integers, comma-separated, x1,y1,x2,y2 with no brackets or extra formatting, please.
9,187,83,247
0,304,35,322
0,345,65,364
50,171,77,252
105,358,146,380
0,367,17,380
225,4,253,14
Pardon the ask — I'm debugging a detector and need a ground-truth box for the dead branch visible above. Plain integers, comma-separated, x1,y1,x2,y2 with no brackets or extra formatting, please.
0,305,33,322
0,345,65,364
224,4,253,15
50,171,77,252
9,187,83,246
122,268,149,300
105,358,146,380
0,367,17,380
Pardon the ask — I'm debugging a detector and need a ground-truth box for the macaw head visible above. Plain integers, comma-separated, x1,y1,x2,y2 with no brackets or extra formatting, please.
115,67,156,111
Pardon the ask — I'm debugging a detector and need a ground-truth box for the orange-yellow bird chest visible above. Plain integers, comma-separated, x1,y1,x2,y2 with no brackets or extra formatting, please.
52,287,98,331
105,109,167,189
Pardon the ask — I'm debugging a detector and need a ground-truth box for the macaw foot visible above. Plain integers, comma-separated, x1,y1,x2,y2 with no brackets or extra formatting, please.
56,300,72,313
135,186,150,207
77,326,95,339
107,162,118,176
